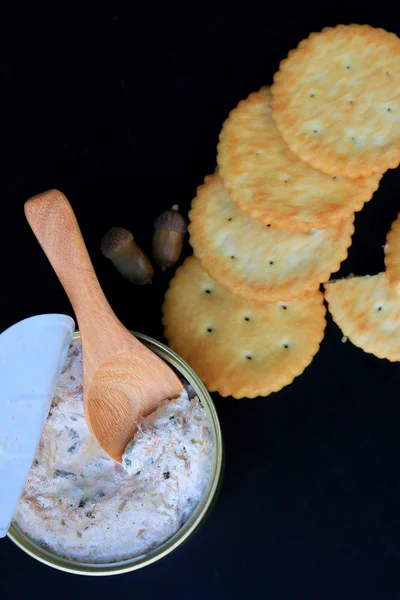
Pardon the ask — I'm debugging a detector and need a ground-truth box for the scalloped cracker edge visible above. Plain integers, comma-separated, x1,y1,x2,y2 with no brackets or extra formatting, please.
189,173,355,302
325,272,400,361
218,86,380,230
271,25,400,178
163,255,326,398
384,212,400,295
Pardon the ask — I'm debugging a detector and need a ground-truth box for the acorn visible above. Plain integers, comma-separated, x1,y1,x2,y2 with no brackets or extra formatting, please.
152,205,187,270
101,227,153,285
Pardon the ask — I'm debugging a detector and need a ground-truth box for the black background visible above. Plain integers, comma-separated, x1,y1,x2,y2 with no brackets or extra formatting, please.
1,4,400,599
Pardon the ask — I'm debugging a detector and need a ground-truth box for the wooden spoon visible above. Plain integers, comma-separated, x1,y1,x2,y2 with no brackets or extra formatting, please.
25,190,184,463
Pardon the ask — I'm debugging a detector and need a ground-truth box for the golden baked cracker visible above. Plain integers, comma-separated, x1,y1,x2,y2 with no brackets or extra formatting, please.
271,25,400,179
188,173,354,303
324,273,400,361
384,213,400,295
162,255,326,398
218,87,380,231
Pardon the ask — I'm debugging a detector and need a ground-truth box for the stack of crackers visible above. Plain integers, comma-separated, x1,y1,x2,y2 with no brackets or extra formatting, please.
163,24,400,398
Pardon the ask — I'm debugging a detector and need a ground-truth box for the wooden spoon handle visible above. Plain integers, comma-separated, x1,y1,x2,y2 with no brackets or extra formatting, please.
24,190,139,375
25,190,104,309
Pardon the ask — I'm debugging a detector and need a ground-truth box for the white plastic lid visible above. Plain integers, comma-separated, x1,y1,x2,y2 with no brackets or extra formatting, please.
0,314,75,537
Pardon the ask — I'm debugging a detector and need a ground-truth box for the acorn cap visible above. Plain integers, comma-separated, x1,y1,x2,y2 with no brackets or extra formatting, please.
154,205,187,234
101,227,134,259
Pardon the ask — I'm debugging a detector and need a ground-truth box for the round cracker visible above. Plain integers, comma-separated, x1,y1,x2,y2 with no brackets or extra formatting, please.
218,87,380,231
271,25,400,179
162,255,326,398
188,173,354,303
325,273,400,361
384,212,400,295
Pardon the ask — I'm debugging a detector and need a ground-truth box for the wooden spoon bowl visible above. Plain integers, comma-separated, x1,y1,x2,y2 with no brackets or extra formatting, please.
25,190,184,463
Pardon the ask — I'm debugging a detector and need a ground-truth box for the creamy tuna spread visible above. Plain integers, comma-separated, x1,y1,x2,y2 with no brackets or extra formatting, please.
13,342,213,563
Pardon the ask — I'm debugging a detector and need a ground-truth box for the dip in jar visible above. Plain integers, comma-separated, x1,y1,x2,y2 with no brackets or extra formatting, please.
13,342,213,563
